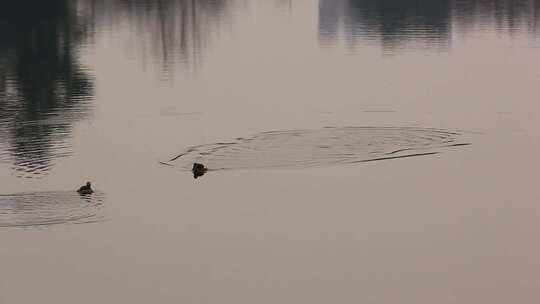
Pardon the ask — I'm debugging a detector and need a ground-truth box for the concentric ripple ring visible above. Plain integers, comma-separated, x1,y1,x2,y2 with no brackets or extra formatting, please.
0,191,106,228
165,126,470,172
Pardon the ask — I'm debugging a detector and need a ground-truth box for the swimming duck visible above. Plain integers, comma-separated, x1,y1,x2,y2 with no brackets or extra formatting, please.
77,181,94,194
192,163,207,179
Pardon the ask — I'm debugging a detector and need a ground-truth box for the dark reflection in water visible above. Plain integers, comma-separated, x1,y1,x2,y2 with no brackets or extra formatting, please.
0,0,94,178
319,0,540,49
0,191,105,228
84,0,232,75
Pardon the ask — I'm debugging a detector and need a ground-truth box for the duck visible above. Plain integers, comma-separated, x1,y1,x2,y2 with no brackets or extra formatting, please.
77,181,94,194
192,163,207,179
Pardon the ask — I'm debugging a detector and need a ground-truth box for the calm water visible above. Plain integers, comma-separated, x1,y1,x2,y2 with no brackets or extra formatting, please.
1,0,540,303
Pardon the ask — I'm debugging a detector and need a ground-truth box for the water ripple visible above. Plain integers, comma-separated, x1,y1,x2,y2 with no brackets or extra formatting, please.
0,119,77,178
165,127,470,173
0,191,106,228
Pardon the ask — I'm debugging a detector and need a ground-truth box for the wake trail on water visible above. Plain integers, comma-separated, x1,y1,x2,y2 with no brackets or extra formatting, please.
163,126,471,172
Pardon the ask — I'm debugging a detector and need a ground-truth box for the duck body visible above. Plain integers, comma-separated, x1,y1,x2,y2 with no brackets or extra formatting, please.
77,182,94,194
192,163,207,179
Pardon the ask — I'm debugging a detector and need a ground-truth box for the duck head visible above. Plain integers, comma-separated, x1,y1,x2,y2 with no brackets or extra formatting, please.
192,163,207,179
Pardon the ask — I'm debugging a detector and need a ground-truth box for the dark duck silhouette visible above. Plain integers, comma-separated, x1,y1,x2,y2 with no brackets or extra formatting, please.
192,163,207,179
77,181,94,194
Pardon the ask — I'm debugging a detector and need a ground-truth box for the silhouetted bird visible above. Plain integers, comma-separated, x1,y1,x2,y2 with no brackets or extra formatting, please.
77,181,94,194
192,163,207,179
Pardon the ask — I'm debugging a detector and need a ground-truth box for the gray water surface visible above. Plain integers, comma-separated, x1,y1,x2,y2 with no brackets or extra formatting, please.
1,1,539,303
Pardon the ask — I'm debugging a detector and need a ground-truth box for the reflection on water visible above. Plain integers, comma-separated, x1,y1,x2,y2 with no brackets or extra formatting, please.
0,191,105,228
0,0,94,178
85,0,232,75
0,0,232,176
319,0,540,49
165,127,470,175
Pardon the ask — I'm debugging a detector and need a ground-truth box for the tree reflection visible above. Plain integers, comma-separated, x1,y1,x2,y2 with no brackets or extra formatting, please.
319,0,540,50
0,0,94,178
85,0,232,75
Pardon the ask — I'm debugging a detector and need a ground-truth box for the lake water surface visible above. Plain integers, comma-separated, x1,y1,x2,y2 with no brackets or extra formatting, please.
1,1,540,303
